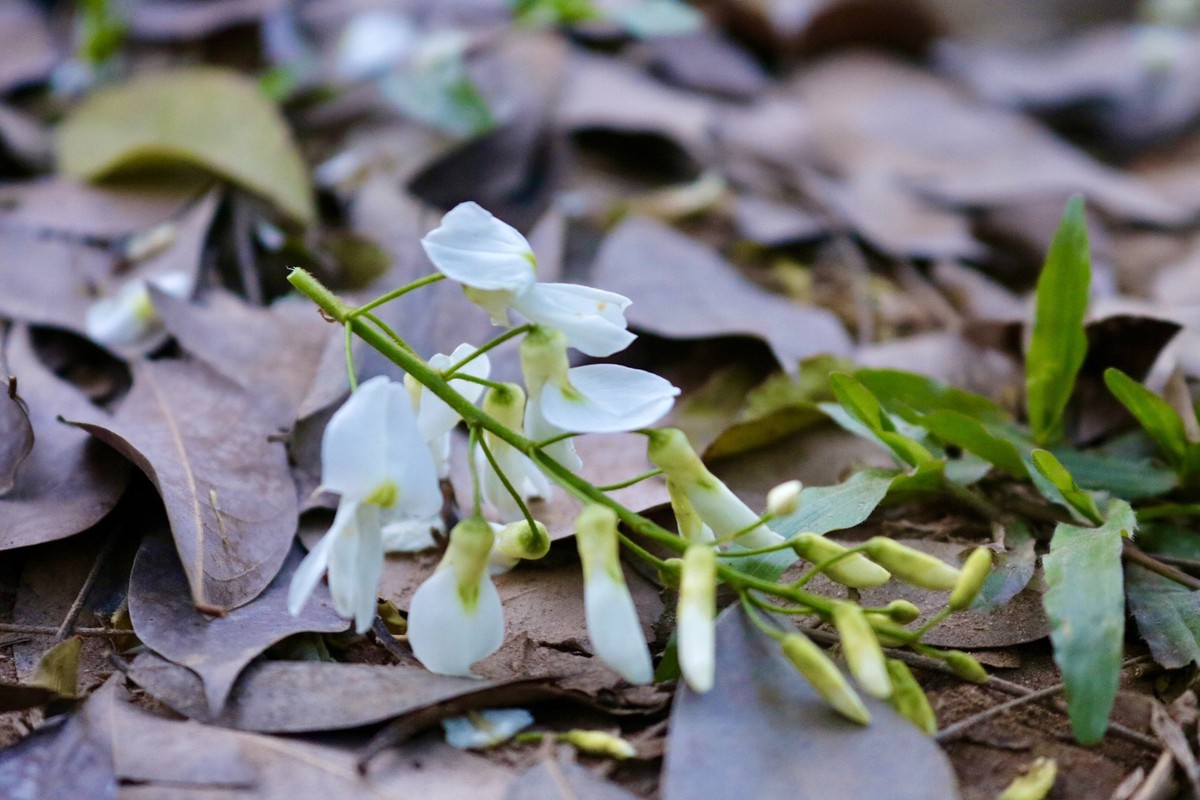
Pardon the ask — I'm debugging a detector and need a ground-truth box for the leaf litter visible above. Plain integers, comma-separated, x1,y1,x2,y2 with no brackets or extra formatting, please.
5,0,1200,798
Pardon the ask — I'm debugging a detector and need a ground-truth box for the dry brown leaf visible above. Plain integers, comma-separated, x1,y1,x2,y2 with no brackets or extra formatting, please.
0,1,55,92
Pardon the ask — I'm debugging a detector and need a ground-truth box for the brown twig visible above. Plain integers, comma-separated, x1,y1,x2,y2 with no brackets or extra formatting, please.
0,623,127,637
1124,540,1200,591
55,532,120,642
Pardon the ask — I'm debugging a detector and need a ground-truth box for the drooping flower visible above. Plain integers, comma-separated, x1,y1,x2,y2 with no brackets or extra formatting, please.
405,343,491,478
575,505,654,684
421,202,636,357
288,376,442,633
488,519,551,575
477,382,552,520
677,544,716,693
407,515,505,676
519,327,678,471
85,271,190,349
647,428,796,575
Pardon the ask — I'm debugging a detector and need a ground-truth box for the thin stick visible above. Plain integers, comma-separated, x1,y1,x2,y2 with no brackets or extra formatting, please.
55,532,120,642
0,623,127,637
935,684,1063,742
1124,540,1200,590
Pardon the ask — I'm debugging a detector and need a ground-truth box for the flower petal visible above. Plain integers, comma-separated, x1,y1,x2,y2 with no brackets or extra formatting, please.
421,203,537,292
322,501,363,620
351,505,384,633
524,395,582,471
381,380,443,516
539,364,679,433
442,708,534,749
584,572,653,684
381,512,442,553
85,280,158,348
418,345,490,475
321,376,392,499
678,604,715,693
408,568,505,677
287,516,339,617
510,283,635,357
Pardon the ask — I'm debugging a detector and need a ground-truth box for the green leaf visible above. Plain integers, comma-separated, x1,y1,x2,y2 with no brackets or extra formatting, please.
1051,447,1177,501
1041,500,1134,744
972,521,1037,613
1031,449,1104,525
772,469,896,538
30,636,82,698
1126,565,1200,669
920,410,1028,477
1104,368,1189,470
1025,196,1090,445
58,67,315,224
829,374,934,468
857,369,1008,423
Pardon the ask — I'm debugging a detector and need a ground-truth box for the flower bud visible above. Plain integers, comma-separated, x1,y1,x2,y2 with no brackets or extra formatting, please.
482,383,526,430
886,659,936,734
519,326,570,396
443,516,495,605
557,729,636,759
645,428,707,481
883,600,922,624
941,650,988,684
780,633,870,725
792,533,890,589
766,480,802,517
948,548,993,612
667,478,709,543
442,708,533,750
997,757,1057,800
862,538,961,590
657,558,683,589
831,602,892,699
495,519,551,561
677,544,716,693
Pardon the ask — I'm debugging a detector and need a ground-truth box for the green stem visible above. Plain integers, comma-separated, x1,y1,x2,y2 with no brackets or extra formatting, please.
594,469,663,493
476,433,539,537
343,322,358,392
348,273,446,319
532,431,579,449
361,312,416,354
452,373,512,393
466,426,483,517
443,325,533,378
740,592,788,640
712,512,775,547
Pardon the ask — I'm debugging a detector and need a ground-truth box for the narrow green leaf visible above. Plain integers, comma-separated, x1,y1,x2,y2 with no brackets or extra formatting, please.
1042,500,1134,744
1051,448,1177,501
1031,449,1103,525
1025,196,1090,445
829,374,934,468
857,369,1008,423
920,410,1028,477
1104,368,1189,469
58,67,315,224
772,470,896,538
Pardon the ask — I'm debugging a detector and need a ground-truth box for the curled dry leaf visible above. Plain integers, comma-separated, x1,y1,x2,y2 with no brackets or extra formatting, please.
0,328,129,551
128,652,561,733
593,216,853,370
128,535,347,716
663,606,959,800
69,358,298,610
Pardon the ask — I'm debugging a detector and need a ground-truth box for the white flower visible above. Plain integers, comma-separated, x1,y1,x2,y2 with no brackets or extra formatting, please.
406,343,491,478
678,544,716,693
478,383,553,521
648,429,796,575
576,505,653,684
488,519,551,575
85,271,190,349
288,377,442,633
381,512,443,553
442,708,533,749
766,480,802,517
407,516,505,676
336,10,418,81
421,202,636,357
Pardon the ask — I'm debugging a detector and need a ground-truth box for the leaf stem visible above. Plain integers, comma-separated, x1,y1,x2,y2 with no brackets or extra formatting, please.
347,273,446,319
443,325,534,378
594,469,663,492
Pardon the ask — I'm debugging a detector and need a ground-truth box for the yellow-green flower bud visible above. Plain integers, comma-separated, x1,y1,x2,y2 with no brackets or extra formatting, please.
766,480,802,517
657,558,683,589
780,633,870,725
948,548,993,612
667,477,707,542
886,659,936,734
482,383,526,431
646,428,708,481
941,650,988,684
678,544,717,693
519,326,570,395
495,519,551,561
576,505,620,581
862,538,961,590
792,533,891,589
557,729,636,759
998,757,1057,800
441,516,495,610
831,602,892,699
882,600,922,624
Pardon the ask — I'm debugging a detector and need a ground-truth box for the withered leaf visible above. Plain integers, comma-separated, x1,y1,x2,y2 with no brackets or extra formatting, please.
0,328,129,551
0,0,55,92
129,0,285,41
128,652,560,733
70,358,298,610
0,370,33,495
507,760,640,800
593,217,853,370
128,535,347,715
662,606,959,800
0,176,206,240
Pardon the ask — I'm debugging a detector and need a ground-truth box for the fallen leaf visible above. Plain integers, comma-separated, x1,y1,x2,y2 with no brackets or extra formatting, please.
0,367,33,495
0,176,207,240
0,328,129,551
662,605,959,800
1127,565,1200,670
69,358,298,609
128,652,560,733
57,67,315,224
592,216,853,370
129,0,286,40
0,1,55,93
127,535,347,715
635,31,769,100
507,759,640,800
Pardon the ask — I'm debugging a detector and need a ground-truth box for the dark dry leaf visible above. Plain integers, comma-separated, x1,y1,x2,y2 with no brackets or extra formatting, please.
635,31,769,100
70,359,298,610
1127,565,1200,670
507,759,640,800
128,0,286,40
0,0,55,93
0,176,206,240
128,534,346,715
593,216,853,370
0,699,117,800
0,232,114,334
0,371,34,495
128,652,561,733
662,606,960,800
0,328,129,551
